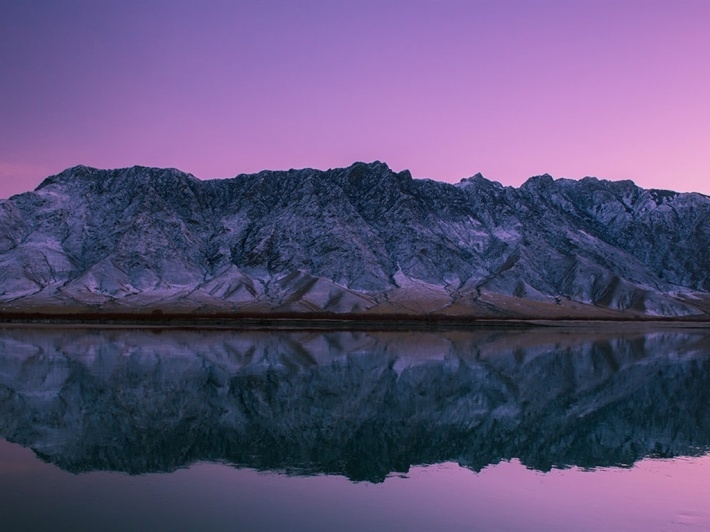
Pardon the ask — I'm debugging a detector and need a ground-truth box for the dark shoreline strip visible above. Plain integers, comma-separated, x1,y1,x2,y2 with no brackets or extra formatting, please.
0,311,709,331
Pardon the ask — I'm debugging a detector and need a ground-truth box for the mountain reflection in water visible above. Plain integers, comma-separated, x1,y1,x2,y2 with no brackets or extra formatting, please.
1,326,709,482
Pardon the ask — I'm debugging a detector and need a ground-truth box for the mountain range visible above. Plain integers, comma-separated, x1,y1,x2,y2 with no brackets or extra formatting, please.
1,161,709,318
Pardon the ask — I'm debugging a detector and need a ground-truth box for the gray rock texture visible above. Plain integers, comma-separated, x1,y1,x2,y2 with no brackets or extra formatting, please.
1,162,709,317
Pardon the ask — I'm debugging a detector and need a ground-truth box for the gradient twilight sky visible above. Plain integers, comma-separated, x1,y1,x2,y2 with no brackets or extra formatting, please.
1,0,709,199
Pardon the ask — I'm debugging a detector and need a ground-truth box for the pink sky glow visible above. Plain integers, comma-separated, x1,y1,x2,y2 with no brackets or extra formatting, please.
1,0,709,199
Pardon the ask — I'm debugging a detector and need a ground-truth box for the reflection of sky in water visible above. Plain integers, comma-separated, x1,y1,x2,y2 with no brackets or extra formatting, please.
2,327,710,530
2,439,710,532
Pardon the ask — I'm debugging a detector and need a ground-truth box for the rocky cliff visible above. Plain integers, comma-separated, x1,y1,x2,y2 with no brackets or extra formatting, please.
1,162,709,317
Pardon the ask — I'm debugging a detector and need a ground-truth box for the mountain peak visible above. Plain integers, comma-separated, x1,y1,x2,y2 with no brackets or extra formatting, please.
349,160,390,171
35,165,98,191
522,173,555,188
458,172,499,185
339,160,412,189
36,165,197,192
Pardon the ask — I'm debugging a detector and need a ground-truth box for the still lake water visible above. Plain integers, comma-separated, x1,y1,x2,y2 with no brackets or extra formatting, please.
1,325,710,531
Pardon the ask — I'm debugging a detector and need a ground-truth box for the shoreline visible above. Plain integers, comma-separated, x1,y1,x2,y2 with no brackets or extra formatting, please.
1,311,709,331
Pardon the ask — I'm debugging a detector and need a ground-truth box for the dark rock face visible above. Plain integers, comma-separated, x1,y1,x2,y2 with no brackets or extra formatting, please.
1,162,709,316
1,328,710,482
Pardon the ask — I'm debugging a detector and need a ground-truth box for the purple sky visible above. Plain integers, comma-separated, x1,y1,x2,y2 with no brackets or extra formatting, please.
1,0,709,199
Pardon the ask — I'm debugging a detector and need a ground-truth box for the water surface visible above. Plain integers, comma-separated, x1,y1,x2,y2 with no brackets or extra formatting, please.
1,326,709,531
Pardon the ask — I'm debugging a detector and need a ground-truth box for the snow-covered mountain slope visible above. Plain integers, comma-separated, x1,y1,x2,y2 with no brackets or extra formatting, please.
1,162,709,317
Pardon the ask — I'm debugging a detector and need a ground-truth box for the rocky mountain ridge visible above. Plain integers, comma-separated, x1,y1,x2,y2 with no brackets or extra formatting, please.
1,162,709,317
